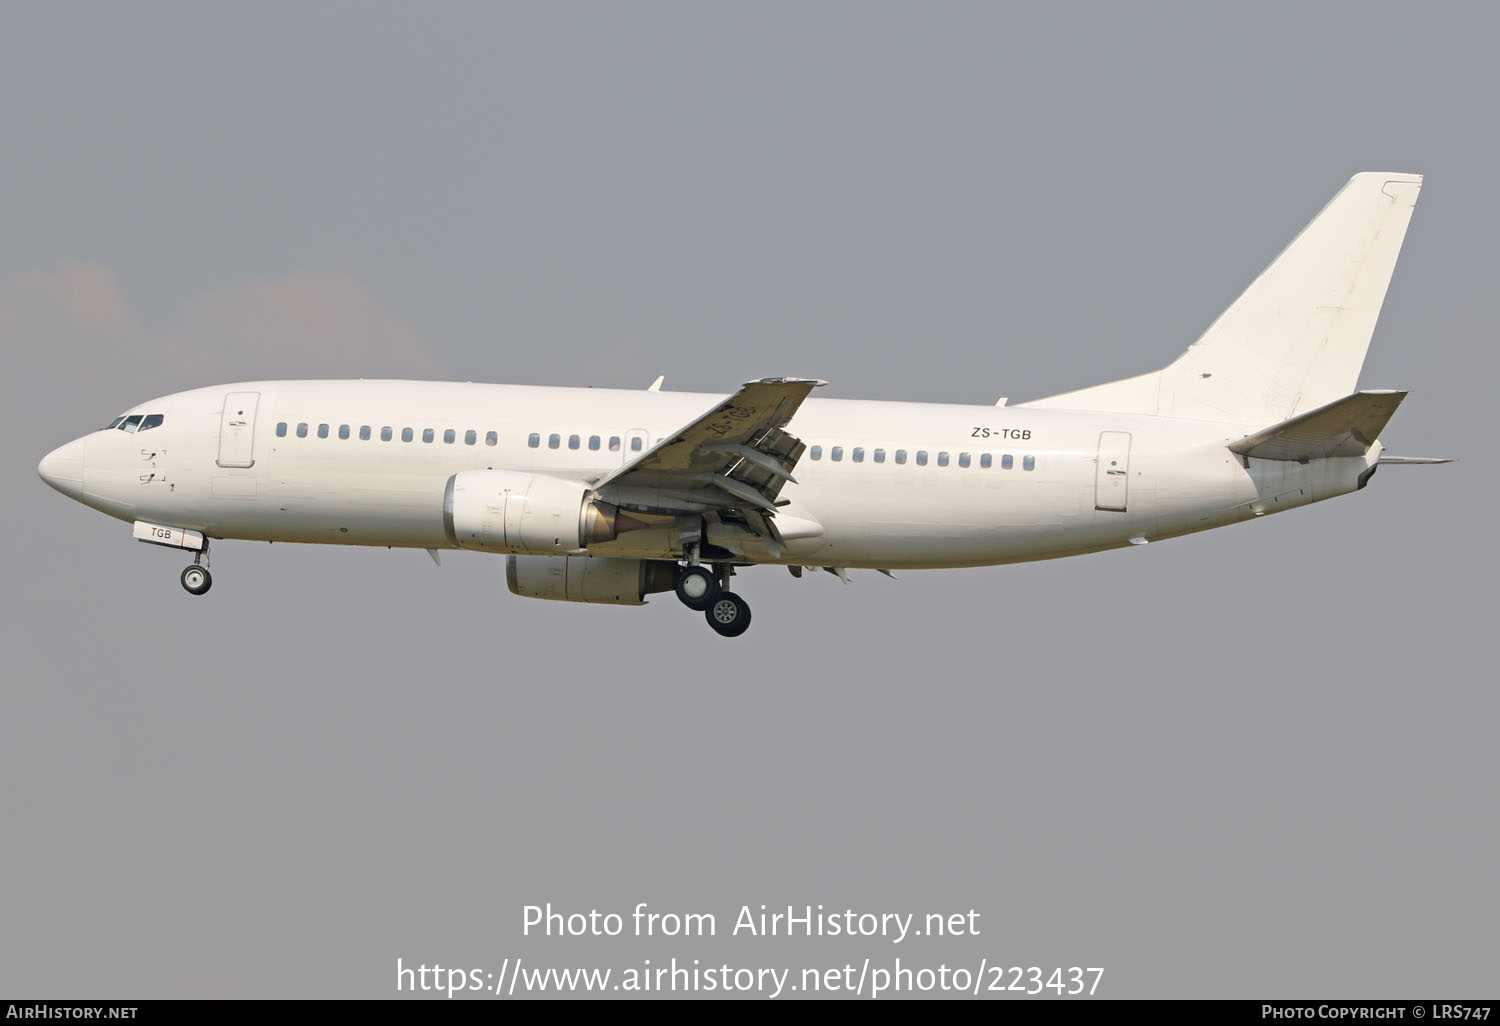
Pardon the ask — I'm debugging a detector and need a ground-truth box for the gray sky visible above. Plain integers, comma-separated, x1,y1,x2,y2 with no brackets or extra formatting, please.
2,1,1495,999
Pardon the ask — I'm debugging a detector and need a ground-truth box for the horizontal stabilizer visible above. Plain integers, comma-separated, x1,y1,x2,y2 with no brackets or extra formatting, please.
1228,390,1405,461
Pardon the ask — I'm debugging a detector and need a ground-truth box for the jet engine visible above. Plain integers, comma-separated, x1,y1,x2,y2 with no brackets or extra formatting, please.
443,470,624,555
506,555,677,605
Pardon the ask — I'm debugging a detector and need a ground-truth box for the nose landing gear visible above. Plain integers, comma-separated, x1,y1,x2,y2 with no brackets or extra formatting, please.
180,564,212,595
180,544,212,596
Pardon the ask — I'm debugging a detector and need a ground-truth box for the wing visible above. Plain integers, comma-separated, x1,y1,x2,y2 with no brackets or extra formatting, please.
594,377,824,516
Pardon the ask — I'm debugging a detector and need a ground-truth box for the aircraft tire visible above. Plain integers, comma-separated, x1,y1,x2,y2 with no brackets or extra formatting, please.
181,565,212,596
675,565,719,611
705,592,751,637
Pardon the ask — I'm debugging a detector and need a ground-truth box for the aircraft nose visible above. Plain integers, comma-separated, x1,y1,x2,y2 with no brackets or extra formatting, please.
38,437,86,500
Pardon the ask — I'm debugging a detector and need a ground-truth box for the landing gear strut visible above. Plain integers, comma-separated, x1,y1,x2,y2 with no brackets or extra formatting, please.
180,545,212,596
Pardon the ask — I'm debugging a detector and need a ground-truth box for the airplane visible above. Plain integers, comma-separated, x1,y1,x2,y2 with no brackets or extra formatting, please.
38,172,1452,637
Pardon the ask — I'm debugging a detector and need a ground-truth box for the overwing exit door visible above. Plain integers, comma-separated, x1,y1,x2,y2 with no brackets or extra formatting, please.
217,392,260,468
623,429,649,464
1094,431,1131,512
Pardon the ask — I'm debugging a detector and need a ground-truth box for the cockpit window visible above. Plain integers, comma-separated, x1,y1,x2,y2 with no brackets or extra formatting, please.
106,413,164,432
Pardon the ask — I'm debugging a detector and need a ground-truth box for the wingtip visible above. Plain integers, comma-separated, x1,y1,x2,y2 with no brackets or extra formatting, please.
750,376,828,387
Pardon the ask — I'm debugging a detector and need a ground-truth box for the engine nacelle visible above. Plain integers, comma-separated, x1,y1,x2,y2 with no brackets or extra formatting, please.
443,470,620,555
506,555,677,605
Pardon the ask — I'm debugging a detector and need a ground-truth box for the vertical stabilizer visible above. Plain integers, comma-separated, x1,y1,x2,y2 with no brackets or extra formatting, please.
1023,172,1423,424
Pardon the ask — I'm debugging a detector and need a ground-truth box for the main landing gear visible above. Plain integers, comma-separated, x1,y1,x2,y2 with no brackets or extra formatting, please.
674,565,718,610
180,546,212,596
674,558,751,637
704,591,751,637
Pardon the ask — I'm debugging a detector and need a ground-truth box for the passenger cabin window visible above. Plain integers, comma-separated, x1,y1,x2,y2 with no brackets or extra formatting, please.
401,427,414,442
1023,455,1036,471
852,447,864,463
958,452,971,468
937,452,950,467
831,446,843,462
916,451,928,466
381,427,393,441
317,424,329,439
443,429,455,444
139,414,164,432
895,449,907,465
980,453,992,469
873,448,885,463
528,433,540,448
548,433,561,449
569,434,580,450
422,428,434,443
296,423,308,438
485,431,498,446
809,445,822,461
360,426,372,441
588,435,600,451
464,430,477,445
1001,454,1013,469
339,425,350,440
609,436,621,452
276,422,288,437
631,437,644,452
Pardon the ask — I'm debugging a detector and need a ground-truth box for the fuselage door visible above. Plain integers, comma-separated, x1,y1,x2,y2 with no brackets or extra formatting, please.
217,392,261,468
1095,431,1132,512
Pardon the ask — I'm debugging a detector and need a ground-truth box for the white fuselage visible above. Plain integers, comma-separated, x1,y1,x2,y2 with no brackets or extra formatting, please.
43,379,1380,570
